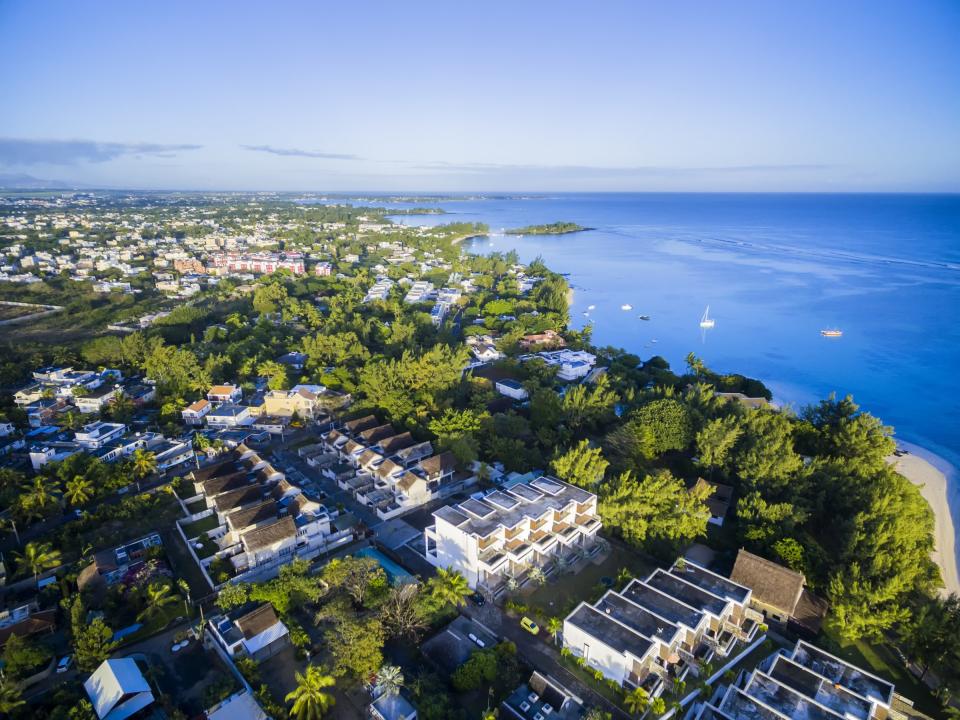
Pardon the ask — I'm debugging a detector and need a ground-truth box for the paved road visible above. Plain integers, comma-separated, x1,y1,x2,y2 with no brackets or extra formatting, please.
462,605,631,720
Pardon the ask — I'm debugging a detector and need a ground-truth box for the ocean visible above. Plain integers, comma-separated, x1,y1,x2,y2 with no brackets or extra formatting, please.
382,192,960,472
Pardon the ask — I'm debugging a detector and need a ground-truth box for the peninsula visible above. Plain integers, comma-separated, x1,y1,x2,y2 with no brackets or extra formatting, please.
504,221,589,235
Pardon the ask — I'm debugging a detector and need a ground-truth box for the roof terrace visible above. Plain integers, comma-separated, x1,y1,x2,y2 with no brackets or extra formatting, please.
595,590,681,645
645,569,730,617
672,560,750,604
769,656,872,720
718,688,791,720
791,641,894,707
621,579,706,630
567,603,653,662
743,672,842,720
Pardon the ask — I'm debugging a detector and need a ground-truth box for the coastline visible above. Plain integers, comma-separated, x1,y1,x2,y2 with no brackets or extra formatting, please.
889,440,960,596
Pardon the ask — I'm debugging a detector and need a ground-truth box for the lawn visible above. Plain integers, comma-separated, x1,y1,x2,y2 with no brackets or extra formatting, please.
185,498,207,514
193,534,221,559
819,621,942,717
524,541,657,620
181,513,222,538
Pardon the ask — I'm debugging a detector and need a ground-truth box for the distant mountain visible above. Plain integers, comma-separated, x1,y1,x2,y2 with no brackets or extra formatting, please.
0,172,80,190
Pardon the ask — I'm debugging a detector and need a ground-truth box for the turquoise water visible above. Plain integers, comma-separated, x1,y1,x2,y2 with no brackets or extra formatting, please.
383,193,960,472
357,547,416,585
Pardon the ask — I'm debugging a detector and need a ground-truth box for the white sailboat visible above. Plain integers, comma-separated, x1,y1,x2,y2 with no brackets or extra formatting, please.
699,305,715,329
621,304,633,311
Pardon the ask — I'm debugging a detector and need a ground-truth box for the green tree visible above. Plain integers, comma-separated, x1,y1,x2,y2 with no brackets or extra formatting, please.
695,415,742,478
131,448,157,479
330,615,385,680
546,617,563,646
425,567,471,609
216,582,249,610
74,618,118,671
0,677,25,715
285,665,336,719
258,360,290,391
624,687,650,716
732,409,802,493
321,556,385,606
65,475,95,506
374,664,404,697
600,470,712,548
736,492,807,547
551,440,608,488
630,398,694,456
562,374,618,431
1,633,49,678
137,582,177,622
253,282,288,315
803,394,895,476
14,540,62,581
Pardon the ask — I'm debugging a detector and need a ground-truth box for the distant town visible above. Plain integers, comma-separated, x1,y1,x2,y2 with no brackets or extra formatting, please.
0,190,954,720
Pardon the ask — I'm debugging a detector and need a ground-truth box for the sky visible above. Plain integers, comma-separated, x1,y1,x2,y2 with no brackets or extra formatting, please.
1,0,959,192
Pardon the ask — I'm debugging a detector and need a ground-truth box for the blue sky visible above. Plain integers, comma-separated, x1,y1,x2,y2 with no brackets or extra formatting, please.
1,0,958,191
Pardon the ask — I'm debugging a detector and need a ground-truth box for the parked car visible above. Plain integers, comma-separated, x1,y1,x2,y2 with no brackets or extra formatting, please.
520,617,540,635
469,591,486,607
56,655,73,673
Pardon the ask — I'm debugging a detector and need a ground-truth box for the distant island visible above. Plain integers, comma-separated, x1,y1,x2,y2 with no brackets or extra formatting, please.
389,207,447,215
504,221,589,235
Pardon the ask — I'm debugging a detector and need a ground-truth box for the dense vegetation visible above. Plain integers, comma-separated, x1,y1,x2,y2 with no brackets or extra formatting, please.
504,221,588,235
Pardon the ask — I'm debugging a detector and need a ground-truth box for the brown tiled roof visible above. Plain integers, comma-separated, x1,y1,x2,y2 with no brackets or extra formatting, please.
421,451,456,478
236,603,280,639
192,457,243,482
397,472,423,492
0,610,57,647
185,399,209,413
375,459,404,480
395,440,433,462
344,414,378,433
270,479,295,499
241,516,295,551
378,432,414,454
214,485,264,512
342,439,363,455
730,549,805,616
295,387,317,401
791,589,829,634
201,472,250,497
226,500,278,532
326,429,343,444
359,424,395,443
208,384,239,396
358,449,383,468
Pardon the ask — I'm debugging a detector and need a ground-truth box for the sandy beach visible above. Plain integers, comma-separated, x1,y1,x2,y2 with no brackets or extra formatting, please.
890,442,960,597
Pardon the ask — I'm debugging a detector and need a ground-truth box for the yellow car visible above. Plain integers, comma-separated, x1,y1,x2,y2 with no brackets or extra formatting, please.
520,617,540,635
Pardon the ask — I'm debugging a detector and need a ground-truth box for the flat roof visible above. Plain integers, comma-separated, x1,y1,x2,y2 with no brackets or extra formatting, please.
645,569,730,617
672,561,750,604
621,579,706,630
769,656,872,720
744,672,842,720
791,641,895,707
595,590,681,646
566,603,653,662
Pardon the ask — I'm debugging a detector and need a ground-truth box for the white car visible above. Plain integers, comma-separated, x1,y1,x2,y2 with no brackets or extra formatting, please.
56,655,73,673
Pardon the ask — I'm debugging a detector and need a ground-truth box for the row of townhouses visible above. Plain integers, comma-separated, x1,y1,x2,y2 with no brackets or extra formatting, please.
176,445,354,586
562,559,764,697
317,414,472,520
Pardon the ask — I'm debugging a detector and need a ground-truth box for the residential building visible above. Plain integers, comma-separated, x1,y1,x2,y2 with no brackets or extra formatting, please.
206,404,254,429
74,421,127,449
75,383,119,414
261,384,327,420
207,384,243,403
424,475,602,593
496,379,529,401
500,671,584,720
84,658,155,720
177,445,353,585
207,603,290,662
404,280,434,303
729,549,829,634
364,278,394,303
690,639,917,720
518,330,566,350
370,693,418,720
206,691,268,720
182,398,212,425
77,533,163,592
562,559,763,694
313,261,333,276
522,349,597,381
211,251,305,275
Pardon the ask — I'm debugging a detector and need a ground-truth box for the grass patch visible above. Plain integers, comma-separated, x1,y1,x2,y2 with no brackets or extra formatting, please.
558,653,626,709
181,514,221,538
524,542,656,619
185,499,207,514
819,621,942,717
193,535,221,559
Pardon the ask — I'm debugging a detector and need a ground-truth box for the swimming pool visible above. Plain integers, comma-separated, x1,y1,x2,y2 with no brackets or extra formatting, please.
357,547,416,585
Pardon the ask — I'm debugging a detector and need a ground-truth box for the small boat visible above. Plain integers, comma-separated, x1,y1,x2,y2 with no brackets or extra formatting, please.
621,304,633,311
638,314,650,321
821,329,843,337
587,304,596,310
582,311,590,317
699,305,715,329
650,338,658,343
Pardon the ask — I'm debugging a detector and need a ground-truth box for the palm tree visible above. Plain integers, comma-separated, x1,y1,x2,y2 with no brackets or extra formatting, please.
62,410,83,430
192,431,211,451
0,677,25,715
23,476,57,512
65,475,94,506
14,541,62,582
427,567,471,609
111,390,135,421
177,578,192,615
546,617,563,646
528,566,547,586
624,687,649,716
373,664,404,698
131,448,157,480
137,582,177,622
285,665,336,720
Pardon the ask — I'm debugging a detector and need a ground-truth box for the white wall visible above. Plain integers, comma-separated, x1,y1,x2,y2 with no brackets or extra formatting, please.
432,517,480,588
562,619,629,685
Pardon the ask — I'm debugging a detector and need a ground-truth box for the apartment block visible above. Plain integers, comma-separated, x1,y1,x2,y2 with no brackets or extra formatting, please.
424,475,602,593
562,559,763,695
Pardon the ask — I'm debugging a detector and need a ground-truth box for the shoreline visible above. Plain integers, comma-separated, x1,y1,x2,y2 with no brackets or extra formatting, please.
889,440,960,597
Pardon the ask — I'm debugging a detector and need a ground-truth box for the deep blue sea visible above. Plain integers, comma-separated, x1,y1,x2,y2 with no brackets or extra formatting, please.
380,192,960,472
